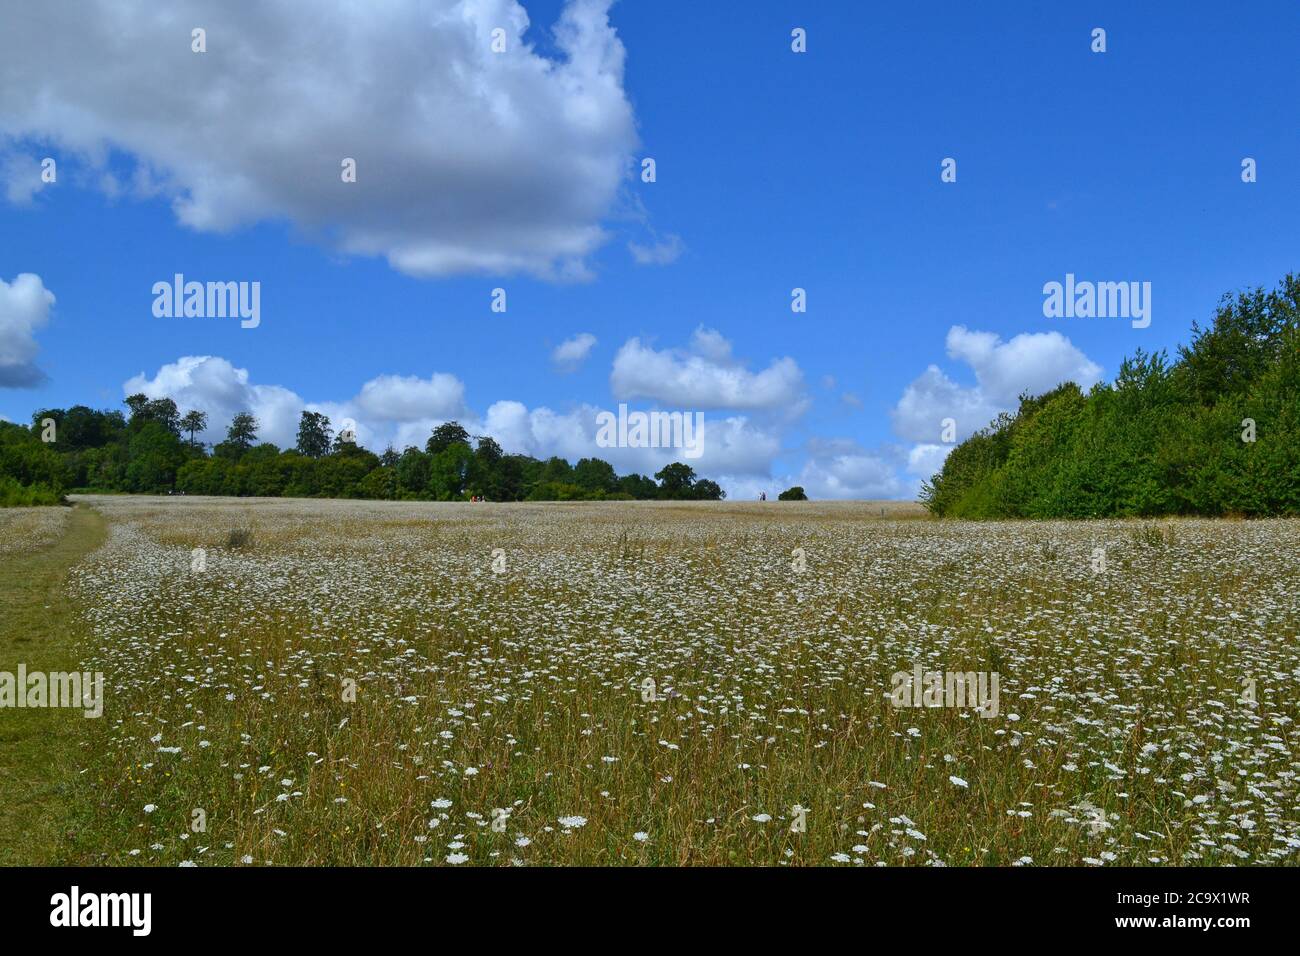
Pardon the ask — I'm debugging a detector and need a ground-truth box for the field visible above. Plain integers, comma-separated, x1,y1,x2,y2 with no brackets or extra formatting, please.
10,496,1300,866
0,506,70,559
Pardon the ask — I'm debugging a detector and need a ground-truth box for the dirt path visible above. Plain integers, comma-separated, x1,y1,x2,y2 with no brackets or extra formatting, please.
0,504,107,865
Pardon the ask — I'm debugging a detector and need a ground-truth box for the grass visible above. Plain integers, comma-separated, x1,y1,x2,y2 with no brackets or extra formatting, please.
40,496,1300,867
3,495,1298,867
0,505,107,864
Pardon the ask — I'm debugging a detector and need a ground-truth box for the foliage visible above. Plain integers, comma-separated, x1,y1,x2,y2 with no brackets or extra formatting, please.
2,403,729,505
0,475,64,506
922,273,1300,518
295,411,332,458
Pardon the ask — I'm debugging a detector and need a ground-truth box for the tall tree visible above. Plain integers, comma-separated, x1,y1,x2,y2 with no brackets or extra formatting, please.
474,435,503,464
296,411,333,458
226,412,258,451
123,394,150,421
146,398,181,436
179,410,208,448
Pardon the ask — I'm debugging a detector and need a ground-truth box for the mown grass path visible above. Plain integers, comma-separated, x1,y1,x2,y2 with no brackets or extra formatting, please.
0,504,107,865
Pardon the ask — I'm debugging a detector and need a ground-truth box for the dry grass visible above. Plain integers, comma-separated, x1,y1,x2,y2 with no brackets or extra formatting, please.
50,495,1300,867
0,506,71,558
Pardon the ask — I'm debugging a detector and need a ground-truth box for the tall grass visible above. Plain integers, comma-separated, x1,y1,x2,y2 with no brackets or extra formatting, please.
52,497,1300,867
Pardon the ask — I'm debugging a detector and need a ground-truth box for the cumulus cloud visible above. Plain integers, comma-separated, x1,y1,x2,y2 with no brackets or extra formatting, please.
483,400,779,476
124,356,305,447
891,365,1003,445
791,439,909,501
124,356,467,450
945,325,1102,406
610,327,806,412
353,373,466,423
891,325,1102,444
551,332,597,372
0,272,55,387
0,0,637,279
906,443,952,480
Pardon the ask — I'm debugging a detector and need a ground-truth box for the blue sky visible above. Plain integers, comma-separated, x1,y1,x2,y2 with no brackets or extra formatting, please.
1,0,1297,498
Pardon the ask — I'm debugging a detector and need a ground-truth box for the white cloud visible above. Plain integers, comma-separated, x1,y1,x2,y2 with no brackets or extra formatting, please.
891,325,1101,444
610,328,806,412
483,400,780,476
0,0,637,279
0,273,55,387
551,332,597,372
891,365,1003,444
686,326,734,365
124,356,305,448
945,325,1102,406
353,373,466,422
906,443,952,480
792,439,909,501
124,356,471,450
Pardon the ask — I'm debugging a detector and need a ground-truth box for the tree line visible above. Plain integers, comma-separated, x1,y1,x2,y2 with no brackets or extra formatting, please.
0,400,727,504
922,273,1300,518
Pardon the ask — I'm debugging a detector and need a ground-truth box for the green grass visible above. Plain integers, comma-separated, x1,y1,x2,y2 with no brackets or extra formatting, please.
0,505,107,864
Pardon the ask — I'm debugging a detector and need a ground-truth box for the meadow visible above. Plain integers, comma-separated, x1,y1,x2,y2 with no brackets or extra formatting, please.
0,505,70,558
26,496,1300,866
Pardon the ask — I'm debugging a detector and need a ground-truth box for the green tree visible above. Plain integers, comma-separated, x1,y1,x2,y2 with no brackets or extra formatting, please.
395,447,432,498
655,462,697,499
296,411,332,458
618,472,658,499
573,457,618,494
539,456,574,485
226,413,258,453
428,442,472,500
124,422,186,492
179,410,208,448
427,421,471,456
692,478,725,500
